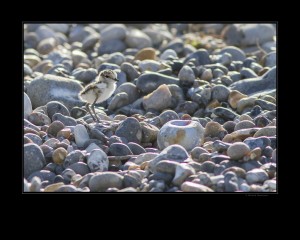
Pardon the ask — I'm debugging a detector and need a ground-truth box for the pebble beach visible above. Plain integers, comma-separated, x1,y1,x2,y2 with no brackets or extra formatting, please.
23,23,277,192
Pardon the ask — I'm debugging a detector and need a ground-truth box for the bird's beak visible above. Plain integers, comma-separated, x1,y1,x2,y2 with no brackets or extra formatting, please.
114,78,119,82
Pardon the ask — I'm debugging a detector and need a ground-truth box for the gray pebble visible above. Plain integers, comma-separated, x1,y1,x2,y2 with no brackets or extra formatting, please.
211,84,230,102
63,150,85,168
68,162,90,176
28,112,51,126
27,170,56,184
246,169,269,184
109,143,133,156
24,133,42,146
74,124,90,148
89,172,123,192
184,49,211,66
24,93,32,119
98,39,126,55
243,136,271,150
120,62,140,82
24,143,46,178
72,68,98,83
115,117,142,143
127,142,146,155
213,107,238,120
87,149,109,172
47,120,65,137
100,24,127,42
46,101,70,119
219,46,246,61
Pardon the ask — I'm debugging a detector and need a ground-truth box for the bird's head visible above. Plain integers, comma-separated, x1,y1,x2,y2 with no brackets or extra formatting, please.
99,69,119,83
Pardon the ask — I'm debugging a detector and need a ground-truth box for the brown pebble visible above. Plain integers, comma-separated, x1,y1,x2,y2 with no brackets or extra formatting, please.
234,120,256,131
24,127,39,135
253,126,276,137
204,121,227,139
134,47,156,61
57,128,71,139
250,147,262,160
24,136,33,144
47,120,65,137
228,90,247,109
52,147,68,165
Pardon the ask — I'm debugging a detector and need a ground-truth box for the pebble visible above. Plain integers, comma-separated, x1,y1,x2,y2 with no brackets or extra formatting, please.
272,149,276,162
213,107,238,120
234,120,255,131
46,101,70,119
219,46,246,61
253,126,276,137
52,147,68,165
43,182,64,192
120,62,140,82
200,161,216,173
24,143,46,178
47,121,65,137
155,160,180,175
204,121,227,139
140,122,159,143
100,24,127,42
24,133,42,146
172,164,196,186
114,82,140,104
181,182,213,192
243,136,271,150
160,49,177,60
127,142,146,155
87,149,109,172
230,66,276,95
157,120,204,151
191,147,208,160
63,150,85,168
143,84,172,111
136,72,179,94
222,121,236,133
211,84,230,102
28,170,56,185
227,142,251,160
72,68,98,83
134,47,156,61
159,110,179,126
98,39,126,55
255,99,276,111
68,162,90,176
115,117,142,143
134,152,159,165
148,144,188,172
125,29,152,49
184,49,211,66
263,51,276,68
178,65,195,87
37,37,56,55
74,124,90,148
246,169,269,184
28,112,51,126
224,172,239,192
89,172,123,192
109,143,133,156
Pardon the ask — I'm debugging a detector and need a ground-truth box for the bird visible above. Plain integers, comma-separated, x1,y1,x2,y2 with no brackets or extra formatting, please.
79,69,118,122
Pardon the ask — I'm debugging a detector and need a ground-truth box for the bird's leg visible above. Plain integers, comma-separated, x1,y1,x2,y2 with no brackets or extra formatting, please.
85,103,97,122
91,95,100,123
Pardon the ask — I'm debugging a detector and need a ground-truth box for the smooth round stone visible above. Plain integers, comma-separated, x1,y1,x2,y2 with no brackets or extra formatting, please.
212,140,231,152
27,170,56,184
81,34,99,51
219,46,246,61
234,120,255,131
178,65,195,86
125,29,152,49
120,62,139,82
246,169,269,184
204,121,227,139
228,90,247,109
148,144,188,172
52,113,77,126
255,99,276,111
98,39,126,55
254,115,271,127
136,72,179,94
230,66,276,96
43,182,64,192
140,122,159,143
100,24,126,42
143,84,172,111
134,152,159,165
159,110,179,126
24,136,33,144
108,92,129,111
223,121,236,134
263,51,276,68
181,182,213,192
211,85,230,102
24,143,46,178
72,68,98,83
213,107,238,120
46,101,70,119
243,136,271,150
115,117,142,144
184,49,211,66
109,143,133,156
46,120,64,137
24,133,42,146
43,138,59,148
160,49,177,60
52,147,67,165
107,52,126,66
191,147,208,160
211,154,231,164
37,37,56,55
28,112,51,126
172,164,196,186
89,172,123,192
155,160,180,175
87,149,109,172
68,162,90,176
200,161,216,173
253,126,276,137
29,177,40,192
24,93,32,119
162,38,184,54
222,167,246,179
157,120,204,151
63,150,85,168
227,142,251,160
123,174,141,188
240,68,258,79
240,160,262,172
127,142,146,155
134,47,156,61
262,146,273,158
74,124,90,148
54,185,80,192
239,114,253,122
